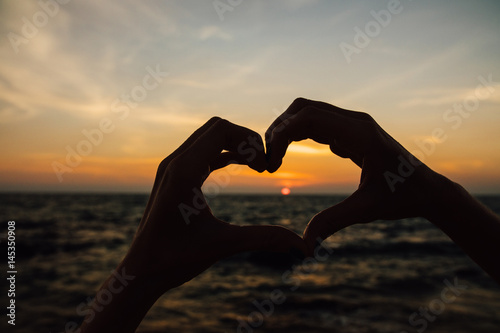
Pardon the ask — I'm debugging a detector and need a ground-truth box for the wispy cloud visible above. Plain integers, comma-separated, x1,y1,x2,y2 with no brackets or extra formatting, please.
139,111,206,127
198,25,233,41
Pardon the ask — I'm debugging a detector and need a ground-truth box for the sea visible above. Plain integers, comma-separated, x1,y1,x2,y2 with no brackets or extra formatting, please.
1,193,499,333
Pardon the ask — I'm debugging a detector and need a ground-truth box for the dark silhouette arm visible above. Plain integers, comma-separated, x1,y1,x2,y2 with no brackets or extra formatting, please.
79,117,306,332
266,97,500,283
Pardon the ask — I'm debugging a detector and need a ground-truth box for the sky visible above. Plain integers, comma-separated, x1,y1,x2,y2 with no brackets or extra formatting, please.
0,0,499,194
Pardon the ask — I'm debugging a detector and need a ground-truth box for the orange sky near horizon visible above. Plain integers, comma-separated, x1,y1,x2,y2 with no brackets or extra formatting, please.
1,1,500,194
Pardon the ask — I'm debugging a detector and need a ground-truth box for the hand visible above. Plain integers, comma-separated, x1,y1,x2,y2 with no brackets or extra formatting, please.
128,116,307,290
265,98,447,253
81,117,306,332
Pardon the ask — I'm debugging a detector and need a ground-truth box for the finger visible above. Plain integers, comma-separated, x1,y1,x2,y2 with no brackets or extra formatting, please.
223,224,307,258
303,190,373,255
144,118,222,218
265,97,309,144
146,118,222,215
267,107,359,172
266,111,309,172
265,98,366,144
184,118,267,176
161,117,222,169
330,139,363,168
209,152,249,172
296,98,369,120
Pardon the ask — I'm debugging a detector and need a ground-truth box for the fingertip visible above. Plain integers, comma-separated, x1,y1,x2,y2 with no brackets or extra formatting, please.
266,159,282,173
250,151,269,174
264,133,271,146
265,146,279,172
252,162,267,174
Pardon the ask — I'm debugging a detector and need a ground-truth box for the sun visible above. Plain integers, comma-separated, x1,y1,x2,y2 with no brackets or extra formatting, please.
281,187,291,195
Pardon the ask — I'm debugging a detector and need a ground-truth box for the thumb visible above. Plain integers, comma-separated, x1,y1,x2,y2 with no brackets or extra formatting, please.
303,190,373,255
224,224,307,258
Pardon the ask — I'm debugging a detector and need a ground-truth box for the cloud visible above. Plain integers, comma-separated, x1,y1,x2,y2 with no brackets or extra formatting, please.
335,43,471,106
169,60,261,92
137,102,206,127
399,83,500,109
0,104,37,123
437,159,485,173
140,112,205,126
198,25,233,41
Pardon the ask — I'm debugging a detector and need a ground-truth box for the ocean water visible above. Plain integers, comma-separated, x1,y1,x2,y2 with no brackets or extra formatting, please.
1,193,499,333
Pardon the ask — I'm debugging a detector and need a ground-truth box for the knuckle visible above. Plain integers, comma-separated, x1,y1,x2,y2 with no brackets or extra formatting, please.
208,116,223,123
358,111,375,123
157,156,171,175
363,115,379,135
300,105,317,115
208,116,230,131
296,108,313,127
293,97,310,107
213,117,231,131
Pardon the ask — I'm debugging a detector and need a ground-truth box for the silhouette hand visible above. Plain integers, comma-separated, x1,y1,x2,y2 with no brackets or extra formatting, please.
80,117,307,332
126,117,307,291
265,98,446,254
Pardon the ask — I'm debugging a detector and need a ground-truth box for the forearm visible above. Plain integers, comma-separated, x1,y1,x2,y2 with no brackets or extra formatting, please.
79,261,162,333
426,175,500,283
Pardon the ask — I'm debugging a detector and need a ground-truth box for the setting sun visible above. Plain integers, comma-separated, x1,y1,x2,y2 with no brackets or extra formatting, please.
281,187,291,195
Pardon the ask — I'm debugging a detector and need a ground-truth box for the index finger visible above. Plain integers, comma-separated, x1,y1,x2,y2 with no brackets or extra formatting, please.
266,106,360,172
180,118,268,180
265,98,365,143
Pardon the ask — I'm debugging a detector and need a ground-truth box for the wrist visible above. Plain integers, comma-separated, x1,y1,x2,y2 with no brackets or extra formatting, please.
422,170,465,222
80,260,165,333
119,250,170,295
